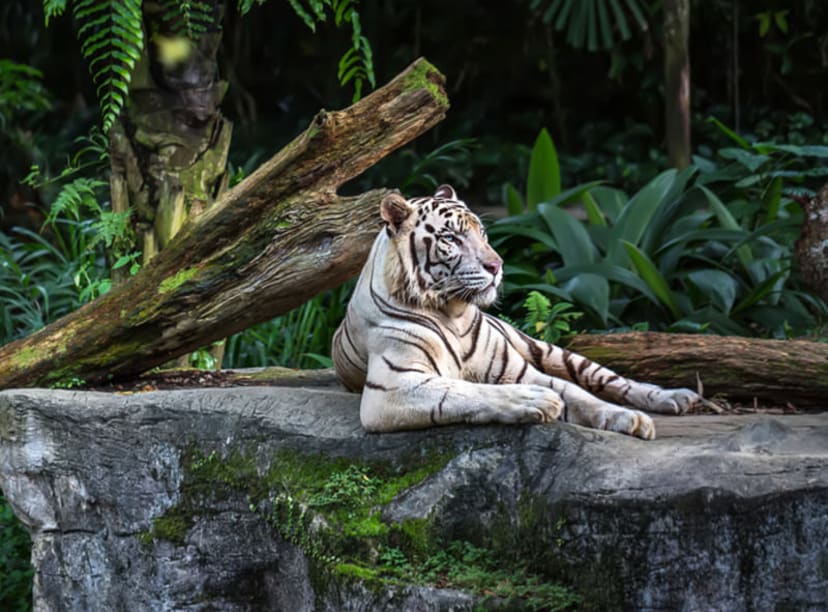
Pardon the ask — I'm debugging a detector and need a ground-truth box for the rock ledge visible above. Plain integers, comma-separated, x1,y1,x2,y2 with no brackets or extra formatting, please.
0,375,826,611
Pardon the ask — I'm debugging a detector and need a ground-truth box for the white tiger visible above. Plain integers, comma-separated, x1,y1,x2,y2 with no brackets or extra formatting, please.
332,185,701,439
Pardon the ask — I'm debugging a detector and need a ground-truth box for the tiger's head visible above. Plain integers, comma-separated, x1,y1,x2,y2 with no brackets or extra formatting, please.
380,185,503,311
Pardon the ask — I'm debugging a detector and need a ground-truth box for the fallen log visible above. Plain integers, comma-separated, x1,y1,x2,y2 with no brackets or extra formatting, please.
0,58,448,388
567,332,828,407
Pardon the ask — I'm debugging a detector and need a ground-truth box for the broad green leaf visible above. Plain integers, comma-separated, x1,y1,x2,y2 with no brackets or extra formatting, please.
503,263,542,280
489,225,559,252
526,128,561,210
706,117,750,149
697,185,753,272
623,241,681,318
540,180,603,208
762,176,783,222
582,191,606,225
504,183,524,215
589,186,626,223
718,147,770,172
732,269,789,314
555,262,658,304
687,269,738,314
502,282,573,302
563,273,609,325
606,169,676,264
657,228,748,254
758,143,828,158
537,203,595,266
745,259,788,304
640,165,698,254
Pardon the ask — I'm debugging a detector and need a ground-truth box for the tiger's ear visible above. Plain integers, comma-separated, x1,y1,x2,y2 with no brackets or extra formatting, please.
434,184,457,199
381,192,414,235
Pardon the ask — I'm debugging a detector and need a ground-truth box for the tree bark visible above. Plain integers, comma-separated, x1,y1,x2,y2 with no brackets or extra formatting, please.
663,0,691,169
109,1,231,276
0,58,448,389
567,332,828,407
110,1,231,366
795,181,828,305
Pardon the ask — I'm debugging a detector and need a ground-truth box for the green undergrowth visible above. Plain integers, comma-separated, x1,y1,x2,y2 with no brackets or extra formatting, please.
141,446,580,610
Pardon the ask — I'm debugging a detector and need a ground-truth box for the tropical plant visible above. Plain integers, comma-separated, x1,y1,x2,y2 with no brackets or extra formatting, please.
0,176,120,345
529,0,649,51
490,128,828,337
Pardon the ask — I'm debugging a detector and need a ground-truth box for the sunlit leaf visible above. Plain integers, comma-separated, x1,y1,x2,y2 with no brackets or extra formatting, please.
526,128,561,209
623,241,681,318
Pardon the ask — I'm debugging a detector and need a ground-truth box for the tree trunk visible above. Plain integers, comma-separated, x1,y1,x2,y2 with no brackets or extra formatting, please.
567,332,828,407
663,0,691,169
109,1,231,366
0,58,448,389
795,181,828,305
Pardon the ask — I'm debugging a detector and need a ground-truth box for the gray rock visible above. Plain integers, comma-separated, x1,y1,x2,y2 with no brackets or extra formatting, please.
0,377,826,611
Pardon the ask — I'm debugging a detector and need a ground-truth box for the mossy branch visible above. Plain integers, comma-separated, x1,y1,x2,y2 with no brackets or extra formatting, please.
0,58,449,388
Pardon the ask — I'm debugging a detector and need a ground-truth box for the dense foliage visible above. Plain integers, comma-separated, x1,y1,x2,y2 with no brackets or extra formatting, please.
491,127,828,337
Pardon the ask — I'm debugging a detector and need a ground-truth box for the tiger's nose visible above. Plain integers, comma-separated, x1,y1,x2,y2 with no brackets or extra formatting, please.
483,258,502,276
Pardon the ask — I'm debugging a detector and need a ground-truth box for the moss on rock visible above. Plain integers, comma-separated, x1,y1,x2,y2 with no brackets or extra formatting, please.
141,442,580,610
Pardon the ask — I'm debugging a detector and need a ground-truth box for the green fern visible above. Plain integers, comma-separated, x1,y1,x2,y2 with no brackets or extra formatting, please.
160,0,216,39
286,0,376,102
72,0,144,133
46,177,106,223
237,0,266,16
43,0,68,25
524,290,552,333
45,177,133,254
286,0,326,28
521,291,582,344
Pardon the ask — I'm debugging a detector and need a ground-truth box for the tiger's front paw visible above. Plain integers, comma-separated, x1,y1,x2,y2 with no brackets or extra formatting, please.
514,385,563,423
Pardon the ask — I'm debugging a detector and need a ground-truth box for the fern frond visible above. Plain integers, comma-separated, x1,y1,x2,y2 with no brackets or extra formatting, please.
237,0,266,16
287,0,374,102
73,0,144,133
159,1,216,39
94,210,133,248
43,0,68,26
47,178,107,225
524,290,552,327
